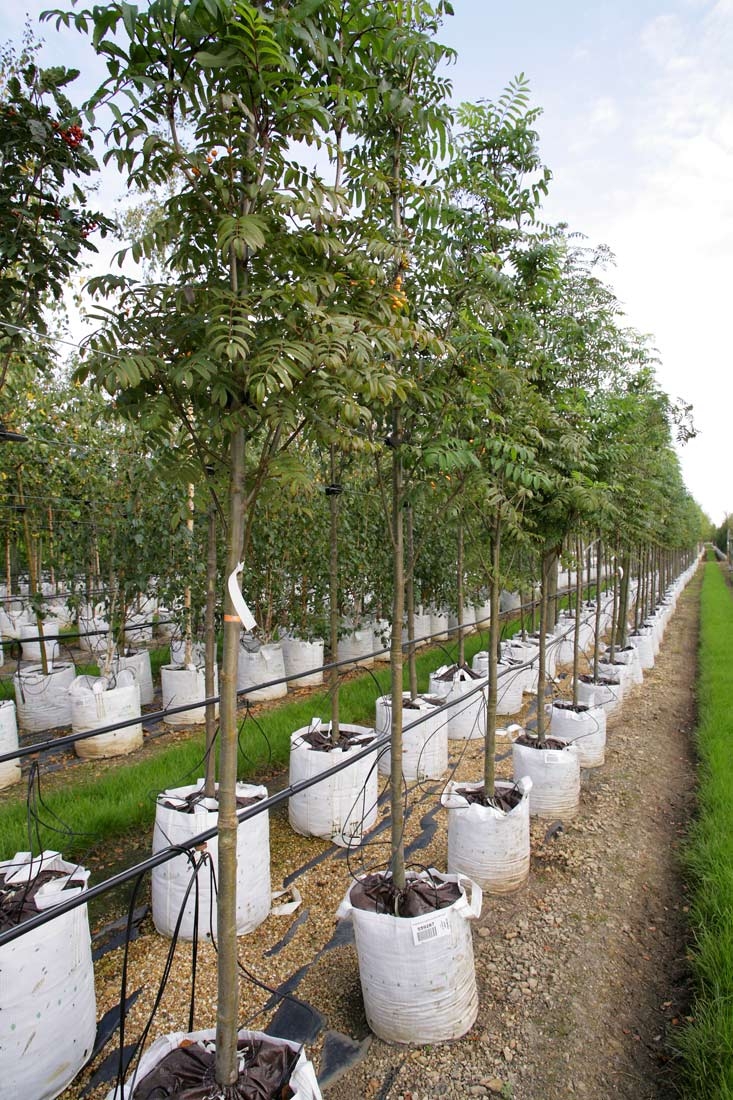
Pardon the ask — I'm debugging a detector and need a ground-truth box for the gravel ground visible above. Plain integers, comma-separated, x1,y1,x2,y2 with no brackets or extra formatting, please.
59,571,699,1100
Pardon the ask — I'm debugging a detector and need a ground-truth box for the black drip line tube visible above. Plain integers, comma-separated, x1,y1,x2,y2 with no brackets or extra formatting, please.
0,583,602,767
0,581,610,946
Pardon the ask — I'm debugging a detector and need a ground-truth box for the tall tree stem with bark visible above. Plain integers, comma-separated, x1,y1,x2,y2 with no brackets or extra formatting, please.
215,425,246,1088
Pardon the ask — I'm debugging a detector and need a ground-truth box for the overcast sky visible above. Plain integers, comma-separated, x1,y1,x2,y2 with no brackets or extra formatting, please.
2,0,730,523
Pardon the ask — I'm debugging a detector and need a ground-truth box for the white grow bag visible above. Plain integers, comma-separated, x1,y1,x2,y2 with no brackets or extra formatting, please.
429,665,487,740
0,851,96,1100
503,639,540,694
13,662,75,732
630,629,655,670
611,644,644,686
124,609,153,644
442,777,532,893
151,781,270,940
430,609,450,642
471,650,489,677
448,604,477,633
77,606,110,655
0,604,32,639
288,723,378,847
375,693,448,780
473,600,491,630
337,869,481,1044
106,1028,321,1100
281,634,324,687
337,621,375,667
406,608,432,647
548,701,606,768
597,660,633,701
553,617,576,665
161,663,218,727
496,660,527,714
109,648,155,706
169,638,205,667
0,699,20,789
238,637,288,701
71,671,143,759
512,737,581,818
576,675,622,716
19,618,62,663
371,619,391,662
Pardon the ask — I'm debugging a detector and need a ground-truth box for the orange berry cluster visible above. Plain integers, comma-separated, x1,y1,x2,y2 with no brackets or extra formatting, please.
60,123,84,148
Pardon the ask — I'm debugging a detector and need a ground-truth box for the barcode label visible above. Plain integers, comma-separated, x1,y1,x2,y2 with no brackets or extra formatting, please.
412,913,452,947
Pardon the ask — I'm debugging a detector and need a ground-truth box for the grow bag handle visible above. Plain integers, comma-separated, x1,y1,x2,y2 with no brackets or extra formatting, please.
454,874,483,921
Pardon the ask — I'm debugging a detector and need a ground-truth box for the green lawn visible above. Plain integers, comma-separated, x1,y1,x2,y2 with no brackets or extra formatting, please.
677,557,733,1098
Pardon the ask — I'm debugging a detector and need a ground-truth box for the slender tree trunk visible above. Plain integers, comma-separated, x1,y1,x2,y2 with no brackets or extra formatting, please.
18,471,47,676
633,545,641,631
456,521,465,668
328,446,340,736
215,426,247,1089
184,482,195,667
484,510,501,793
5,537,11,596
548,550,559,628
47,507,55,589
204,502,218,799
389,410,406,890
572,536,582,707
536,551,551,744
406,503,417,700
593,536,603,682
616,548,631,649
609,552,619,662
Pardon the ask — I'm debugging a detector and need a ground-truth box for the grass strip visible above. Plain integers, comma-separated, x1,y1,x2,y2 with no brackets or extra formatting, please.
677,559,733,1098
0,628,508,862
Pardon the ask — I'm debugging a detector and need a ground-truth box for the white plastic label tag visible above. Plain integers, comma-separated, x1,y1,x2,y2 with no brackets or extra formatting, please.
227,562,257,631
411,912,452,947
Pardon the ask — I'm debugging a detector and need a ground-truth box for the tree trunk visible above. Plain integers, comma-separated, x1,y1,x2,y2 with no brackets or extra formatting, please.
47,507,56,590
536,551,551,745
616,548,631,649
203,501,218,799
389,411,406,890
406,503,418,700
215,425,247,1089
609,551,618,662
572,536,582,707
456,521,465,668
328,445,340,736
18,471,47,676
592,536,603,682
184,482,195,668
483,510,501,793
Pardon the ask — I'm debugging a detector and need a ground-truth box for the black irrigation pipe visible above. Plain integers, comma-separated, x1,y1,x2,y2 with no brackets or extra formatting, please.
0,602,614,946
0,588,611,767
0,619,176,649
1,675,508,950
0,723,393,949
0,586,116,607
0,641,569,952
0,619,213,653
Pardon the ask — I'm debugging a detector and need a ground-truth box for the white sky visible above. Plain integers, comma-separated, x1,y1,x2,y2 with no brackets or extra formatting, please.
2,0,731,523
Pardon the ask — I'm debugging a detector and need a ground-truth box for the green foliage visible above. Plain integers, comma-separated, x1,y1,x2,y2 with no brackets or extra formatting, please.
0,28,111,388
